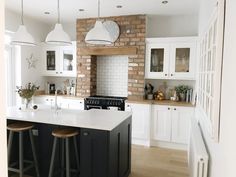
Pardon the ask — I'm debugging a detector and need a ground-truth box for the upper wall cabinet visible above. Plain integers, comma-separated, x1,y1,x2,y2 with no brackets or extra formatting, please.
41,41,77,77
145,37,198,80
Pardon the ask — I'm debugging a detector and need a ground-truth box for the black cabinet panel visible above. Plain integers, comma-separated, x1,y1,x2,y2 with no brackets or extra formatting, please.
80,129,109,177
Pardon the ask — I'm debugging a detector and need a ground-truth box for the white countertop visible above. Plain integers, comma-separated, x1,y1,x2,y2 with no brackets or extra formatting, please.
6,105,132,131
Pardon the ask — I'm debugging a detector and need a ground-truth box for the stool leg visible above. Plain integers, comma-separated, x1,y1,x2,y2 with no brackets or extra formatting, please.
61,139,64,177
65,138,70,177
7,131,14,165
29,130,40,177
73,136,80,173
48,137,58,177
19,131,24,177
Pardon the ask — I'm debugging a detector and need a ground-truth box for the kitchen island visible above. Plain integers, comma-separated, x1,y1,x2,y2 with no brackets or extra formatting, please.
7,106,132,177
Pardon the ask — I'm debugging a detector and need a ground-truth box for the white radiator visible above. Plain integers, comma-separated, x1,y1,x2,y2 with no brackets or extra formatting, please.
188,118,209,177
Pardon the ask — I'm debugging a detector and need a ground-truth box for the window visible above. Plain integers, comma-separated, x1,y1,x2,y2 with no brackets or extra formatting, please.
197,1,225,142
5,32,17,107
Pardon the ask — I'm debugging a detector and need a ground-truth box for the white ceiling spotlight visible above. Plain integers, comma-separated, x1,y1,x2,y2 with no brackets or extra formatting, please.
85,0,119,45
11,0,36,46
46,0,72,45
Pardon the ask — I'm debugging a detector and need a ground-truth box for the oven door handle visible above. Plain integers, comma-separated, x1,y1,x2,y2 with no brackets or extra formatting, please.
86,105,103,109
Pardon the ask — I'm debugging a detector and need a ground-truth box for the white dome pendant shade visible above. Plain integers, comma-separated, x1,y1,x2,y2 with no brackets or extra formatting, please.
46,23,71,45
46,0,72,45
11,0,36,46
85,20,113,45
85,0,113,45
12,25,36,46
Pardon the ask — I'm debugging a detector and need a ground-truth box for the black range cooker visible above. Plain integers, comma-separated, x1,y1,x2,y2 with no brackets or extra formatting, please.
84,95,127,111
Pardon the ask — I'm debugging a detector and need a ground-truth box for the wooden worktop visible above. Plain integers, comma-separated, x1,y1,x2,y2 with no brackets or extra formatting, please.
126,98,195,107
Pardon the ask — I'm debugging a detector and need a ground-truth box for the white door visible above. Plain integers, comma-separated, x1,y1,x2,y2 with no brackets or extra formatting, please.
42,46,60,76
169,42,196,80
145,43,170,79
59,42,77,77
125,103,151,140
152,105,171,142
171,107,194,144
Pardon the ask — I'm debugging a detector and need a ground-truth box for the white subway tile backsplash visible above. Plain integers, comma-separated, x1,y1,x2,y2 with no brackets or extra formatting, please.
97,56,128,97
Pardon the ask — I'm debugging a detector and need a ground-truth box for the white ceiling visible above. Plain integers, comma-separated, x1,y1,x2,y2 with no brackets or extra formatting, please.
5,0,200,24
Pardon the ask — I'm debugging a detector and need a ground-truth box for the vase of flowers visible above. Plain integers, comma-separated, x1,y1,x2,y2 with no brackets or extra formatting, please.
16,83,39,109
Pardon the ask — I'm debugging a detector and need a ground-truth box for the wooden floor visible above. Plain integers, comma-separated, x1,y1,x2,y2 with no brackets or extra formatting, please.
130,145,189,177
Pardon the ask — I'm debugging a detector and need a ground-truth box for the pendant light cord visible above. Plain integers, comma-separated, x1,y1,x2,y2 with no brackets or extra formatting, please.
57,0,60,23
21,0,24,25
98,0,100,19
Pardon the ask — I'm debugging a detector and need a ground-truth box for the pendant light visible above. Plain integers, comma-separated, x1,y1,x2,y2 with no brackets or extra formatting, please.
11,0,36,46
85,0,112,45
46,0,72,45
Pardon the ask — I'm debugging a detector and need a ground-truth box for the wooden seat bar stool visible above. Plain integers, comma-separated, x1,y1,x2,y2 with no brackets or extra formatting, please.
7,122,40,177
48,128,80,177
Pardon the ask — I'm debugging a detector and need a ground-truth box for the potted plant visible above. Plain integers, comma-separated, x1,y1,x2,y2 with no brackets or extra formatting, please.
16,83,39,109
175,85,189,101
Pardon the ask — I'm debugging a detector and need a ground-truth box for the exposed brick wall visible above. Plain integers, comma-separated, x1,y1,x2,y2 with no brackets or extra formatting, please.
76,15,146,99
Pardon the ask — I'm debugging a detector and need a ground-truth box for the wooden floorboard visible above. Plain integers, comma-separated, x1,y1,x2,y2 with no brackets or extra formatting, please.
130,145,189,177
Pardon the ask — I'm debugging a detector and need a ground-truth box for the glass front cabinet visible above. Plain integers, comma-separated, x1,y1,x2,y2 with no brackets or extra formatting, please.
145,38,197,80
42,41,76,77
145,43,170,78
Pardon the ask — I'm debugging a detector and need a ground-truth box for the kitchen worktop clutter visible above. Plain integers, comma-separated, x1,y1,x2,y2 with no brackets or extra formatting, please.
45,78,76,96
144,81,194,103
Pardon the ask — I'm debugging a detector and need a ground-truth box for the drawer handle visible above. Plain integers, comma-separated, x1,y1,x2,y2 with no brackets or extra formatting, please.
83,132,89,136
168,108,170,110
56,72,58,74
165,74,168,76
174,108,177,110
171,74,173,76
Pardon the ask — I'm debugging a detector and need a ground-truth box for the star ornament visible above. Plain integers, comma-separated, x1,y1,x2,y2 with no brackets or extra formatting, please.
26,54,38,69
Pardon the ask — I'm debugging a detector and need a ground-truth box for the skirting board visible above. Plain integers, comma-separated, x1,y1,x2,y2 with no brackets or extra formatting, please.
132,138,150,147
150,140,187,151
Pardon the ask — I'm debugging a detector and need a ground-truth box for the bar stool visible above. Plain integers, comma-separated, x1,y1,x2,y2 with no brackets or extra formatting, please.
48,128,80,177
7,122,40,177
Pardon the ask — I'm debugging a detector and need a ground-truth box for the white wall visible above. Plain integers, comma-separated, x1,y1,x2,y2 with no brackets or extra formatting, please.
198,0,217,35
59,15,199,40
197,0,236,177
20,46,44,89
147,15,198,37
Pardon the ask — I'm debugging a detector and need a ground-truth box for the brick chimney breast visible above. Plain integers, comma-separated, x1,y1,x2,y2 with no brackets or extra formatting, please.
76,15,146,99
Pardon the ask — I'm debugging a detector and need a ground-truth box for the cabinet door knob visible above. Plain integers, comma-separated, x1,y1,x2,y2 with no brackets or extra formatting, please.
60,72,63,74
174,108,177,110
171,74,173,76
56,72,58,74
83,132,89,136
168,108,170,110
165,74,168,76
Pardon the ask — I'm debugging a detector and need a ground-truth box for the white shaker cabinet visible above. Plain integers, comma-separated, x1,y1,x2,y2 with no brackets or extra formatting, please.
125,103,151,145
171,107,193,144
41,42,77,77
145,43,170,79
169,42,197,79
33,96,84,110
152,105,194,144
145,37,197,80
152,105,172,142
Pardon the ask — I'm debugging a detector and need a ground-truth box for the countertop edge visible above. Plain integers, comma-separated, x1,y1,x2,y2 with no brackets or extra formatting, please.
126,99,195,107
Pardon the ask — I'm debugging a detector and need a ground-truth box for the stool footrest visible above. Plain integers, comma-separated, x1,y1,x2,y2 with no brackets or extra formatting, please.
9,160,34,173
